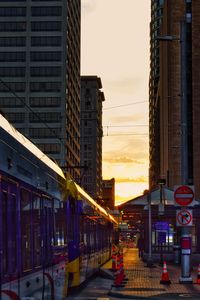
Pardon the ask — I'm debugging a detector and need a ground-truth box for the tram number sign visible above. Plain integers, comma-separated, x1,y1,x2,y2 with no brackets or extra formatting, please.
174,185,194,206
176,209,193,227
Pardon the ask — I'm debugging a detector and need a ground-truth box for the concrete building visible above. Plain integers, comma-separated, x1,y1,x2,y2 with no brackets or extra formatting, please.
0,0,81,180
149,0,200,198
80,76,105,201
102,178,115,210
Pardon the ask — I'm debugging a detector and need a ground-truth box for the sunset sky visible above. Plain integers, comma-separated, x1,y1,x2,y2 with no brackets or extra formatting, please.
81,0,150,205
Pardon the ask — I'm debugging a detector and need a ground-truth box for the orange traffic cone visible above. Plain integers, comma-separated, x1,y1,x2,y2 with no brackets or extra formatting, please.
196,264,200,284
112,245,117,271
112,253,124,287
160,261,171,284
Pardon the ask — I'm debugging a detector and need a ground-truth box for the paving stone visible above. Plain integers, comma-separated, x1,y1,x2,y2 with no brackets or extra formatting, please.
109,248,200,298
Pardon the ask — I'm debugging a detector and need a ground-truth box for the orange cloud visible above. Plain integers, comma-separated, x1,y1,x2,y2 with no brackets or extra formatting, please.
115,176,148,183
103,156,144,164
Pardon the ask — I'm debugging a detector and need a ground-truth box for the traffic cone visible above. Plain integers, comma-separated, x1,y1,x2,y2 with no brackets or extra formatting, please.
196,264,200,284
112,253,116,271
112,253,124,287
160,261,171,284
112,245,117,271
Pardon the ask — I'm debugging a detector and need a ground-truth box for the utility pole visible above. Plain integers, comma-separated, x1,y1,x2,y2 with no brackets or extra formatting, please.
156,19,192,282
179,20,192,284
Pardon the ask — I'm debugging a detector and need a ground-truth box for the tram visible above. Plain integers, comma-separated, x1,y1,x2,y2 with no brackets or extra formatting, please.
0,114,118,299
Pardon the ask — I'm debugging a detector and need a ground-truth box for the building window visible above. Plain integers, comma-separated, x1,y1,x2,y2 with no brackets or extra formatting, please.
29,97,61,107
29,112,62,123
30,67,61,77
0,67,25,77
29,127,61,138
0,97,25,107
0,22,26,31
31,36,61,47
0,81,26,92
31,6,62,16
38,143,61,154
0,7,26,17
30,82,61,92
0,52,26,62
0,37,26,47
186,13,192,23
30,51,61,62
5,112,25,123
85,101,91,109
31,21,61,31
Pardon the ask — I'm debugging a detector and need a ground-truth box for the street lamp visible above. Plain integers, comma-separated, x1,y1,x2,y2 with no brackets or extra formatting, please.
156,21,192,283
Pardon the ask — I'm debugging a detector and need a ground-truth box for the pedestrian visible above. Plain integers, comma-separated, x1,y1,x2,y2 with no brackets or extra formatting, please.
137,235,145,258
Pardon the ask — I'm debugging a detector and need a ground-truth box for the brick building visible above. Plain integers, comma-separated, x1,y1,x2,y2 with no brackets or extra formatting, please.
149,0,200,199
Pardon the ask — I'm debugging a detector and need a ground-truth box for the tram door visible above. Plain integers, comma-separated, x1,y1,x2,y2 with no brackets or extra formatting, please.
0,177,18,295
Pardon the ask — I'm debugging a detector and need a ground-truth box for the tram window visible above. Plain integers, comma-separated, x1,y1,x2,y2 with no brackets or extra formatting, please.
54,200,67,246
21,189,32,271
2,191,17,275
80,215,85,247
2,191,8,276
86,219,91,253
68,197,76,242
33,194,41,267
42,198,54,265
10,194,17,273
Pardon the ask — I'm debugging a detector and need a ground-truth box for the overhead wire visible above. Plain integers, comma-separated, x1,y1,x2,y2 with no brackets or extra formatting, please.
103,100,148,110
0,78,148,138
0,78,67,147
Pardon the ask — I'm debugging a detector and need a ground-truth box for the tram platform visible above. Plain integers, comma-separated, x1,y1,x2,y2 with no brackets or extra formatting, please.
108,247,200,299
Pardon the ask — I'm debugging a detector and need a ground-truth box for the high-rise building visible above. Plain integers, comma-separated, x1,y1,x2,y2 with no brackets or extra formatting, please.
149,0,164,189
149,0,200,198
102,178,115,210
0,0,81,180
80,76,105,201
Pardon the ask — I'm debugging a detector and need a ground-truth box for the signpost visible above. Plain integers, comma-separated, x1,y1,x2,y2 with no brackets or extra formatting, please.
174,185,194,283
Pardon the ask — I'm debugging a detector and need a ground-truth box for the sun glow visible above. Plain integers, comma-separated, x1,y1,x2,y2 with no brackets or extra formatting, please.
114,181,148,206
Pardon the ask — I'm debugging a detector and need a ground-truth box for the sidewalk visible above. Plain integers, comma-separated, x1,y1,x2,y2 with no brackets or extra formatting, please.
108,248,200,299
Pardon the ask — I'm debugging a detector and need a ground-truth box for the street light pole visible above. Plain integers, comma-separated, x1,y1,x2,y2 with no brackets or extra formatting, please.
180,21,188,185
179,21,192,284
156,21,192,283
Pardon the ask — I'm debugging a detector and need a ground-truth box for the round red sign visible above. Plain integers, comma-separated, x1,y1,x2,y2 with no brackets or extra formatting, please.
174,185,194,206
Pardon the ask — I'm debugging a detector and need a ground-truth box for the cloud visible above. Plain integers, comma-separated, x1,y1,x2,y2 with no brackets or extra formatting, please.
103,155,144,165
115,176,148,183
